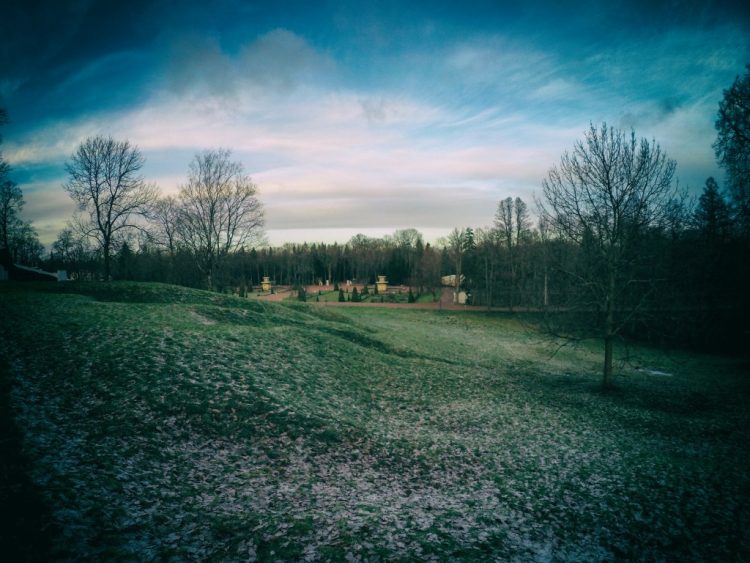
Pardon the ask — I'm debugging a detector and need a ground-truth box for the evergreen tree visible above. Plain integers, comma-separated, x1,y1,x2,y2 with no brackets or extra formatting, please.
338,288,345,302
351,287,360,302
298,287,307,301
116,241,135,280
694,177,731,243
408,288,415,303
714,64,750,238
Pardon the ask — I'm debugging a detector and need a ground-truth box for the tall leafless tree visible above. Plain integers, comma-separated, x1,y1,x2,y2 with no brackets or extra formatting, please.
475,227,499,309
540,123,677,388
494,196,531,308
150,195,181,257
0,108,19,252
177,149,264,289
64,136,157,280
0,174,23,253
1,110,43,265
445,228,468,302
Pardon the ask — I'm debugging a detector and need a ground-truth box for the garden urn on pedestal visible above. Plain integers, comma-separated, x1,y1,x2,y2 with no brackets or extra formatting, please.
376,275,388,294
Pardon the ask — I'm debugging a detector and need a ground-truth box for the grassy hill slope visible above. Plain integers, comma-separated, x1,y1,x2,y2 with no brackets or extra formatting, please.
1,282,748,560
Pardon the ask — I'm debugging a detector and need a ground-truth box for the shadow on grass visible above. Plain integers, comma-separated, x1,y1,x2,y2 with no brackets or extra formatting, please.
512,366,750,445
0,358,58,561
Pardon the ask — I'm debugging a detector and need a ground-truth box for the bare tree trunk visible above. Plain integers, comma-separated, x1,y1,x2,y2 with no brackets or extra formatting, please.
603,333,614,389
484,255,493,311
508,246,515,311
603,269,616,388
206,257,215,291
103,239,111,281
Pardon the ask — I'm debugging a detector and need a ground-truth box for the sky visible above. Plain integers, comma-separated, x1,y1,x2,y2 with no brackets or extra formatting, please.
1,0,749,247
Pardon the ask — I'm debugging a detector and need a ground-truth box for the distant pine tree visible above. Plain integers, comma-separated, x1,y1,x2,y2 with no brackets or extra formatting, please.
298,287,307,302
362,285,369,296
408,288,415,303
338,289,345,302
351,287,360,302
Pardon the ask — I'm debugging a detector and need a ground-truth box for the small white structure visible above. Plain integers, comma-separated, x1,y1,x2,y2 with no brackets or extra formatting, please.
261,276,271,292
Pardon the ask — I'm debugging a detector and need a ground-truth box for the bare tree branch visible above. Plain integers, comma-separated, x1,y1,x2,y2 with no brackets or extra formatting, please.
63,136,158,280
539,123,677,388
176,149,264,289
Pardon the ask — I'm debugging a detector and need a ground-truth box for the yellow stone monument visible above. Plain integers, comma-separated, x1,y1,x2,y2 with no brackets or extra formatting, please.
261,276,271,292
376,275,388,294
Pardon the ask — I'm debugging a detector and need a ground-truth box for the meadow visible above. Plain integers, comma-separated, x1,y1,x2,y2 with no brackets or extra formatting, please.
1,282,748,561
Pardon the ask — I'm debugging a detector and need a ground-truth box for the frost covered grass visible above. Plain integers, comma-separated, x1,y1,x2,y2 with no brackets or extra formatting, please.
1,281,748,560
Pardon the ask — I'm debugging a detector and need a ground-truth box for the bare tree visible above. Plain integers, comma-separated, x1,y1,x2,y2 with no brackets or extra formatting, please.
0,110,43,265
7,222,43,265
53,227,86,259
64,136,158,280
177,149,264,289
415,242,441,296
494,196,531,308
0,108,20,253
0,179,23,253
150,195,181,257
475,227,499,309
445,228,467,302
540,123,677,388
392,228,424,285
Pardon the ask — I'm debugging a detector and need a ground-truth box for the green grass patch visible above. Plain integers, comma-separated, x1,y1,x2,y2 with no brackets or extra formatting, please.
415,292,439,303
0,281,748,560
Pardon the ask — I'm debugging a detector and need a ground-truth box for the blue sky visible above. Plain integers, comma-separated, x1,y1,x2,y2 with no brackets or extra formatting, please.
2,0,749,246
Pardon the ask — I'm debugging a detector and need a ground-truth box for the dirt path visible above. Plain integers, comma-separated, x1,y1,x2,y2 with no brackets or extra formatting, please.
251,289,294,302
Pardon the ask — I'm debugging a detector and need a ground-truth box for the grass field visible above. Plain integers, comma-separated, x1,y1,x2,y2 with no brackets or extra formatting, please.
1,282,748,560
